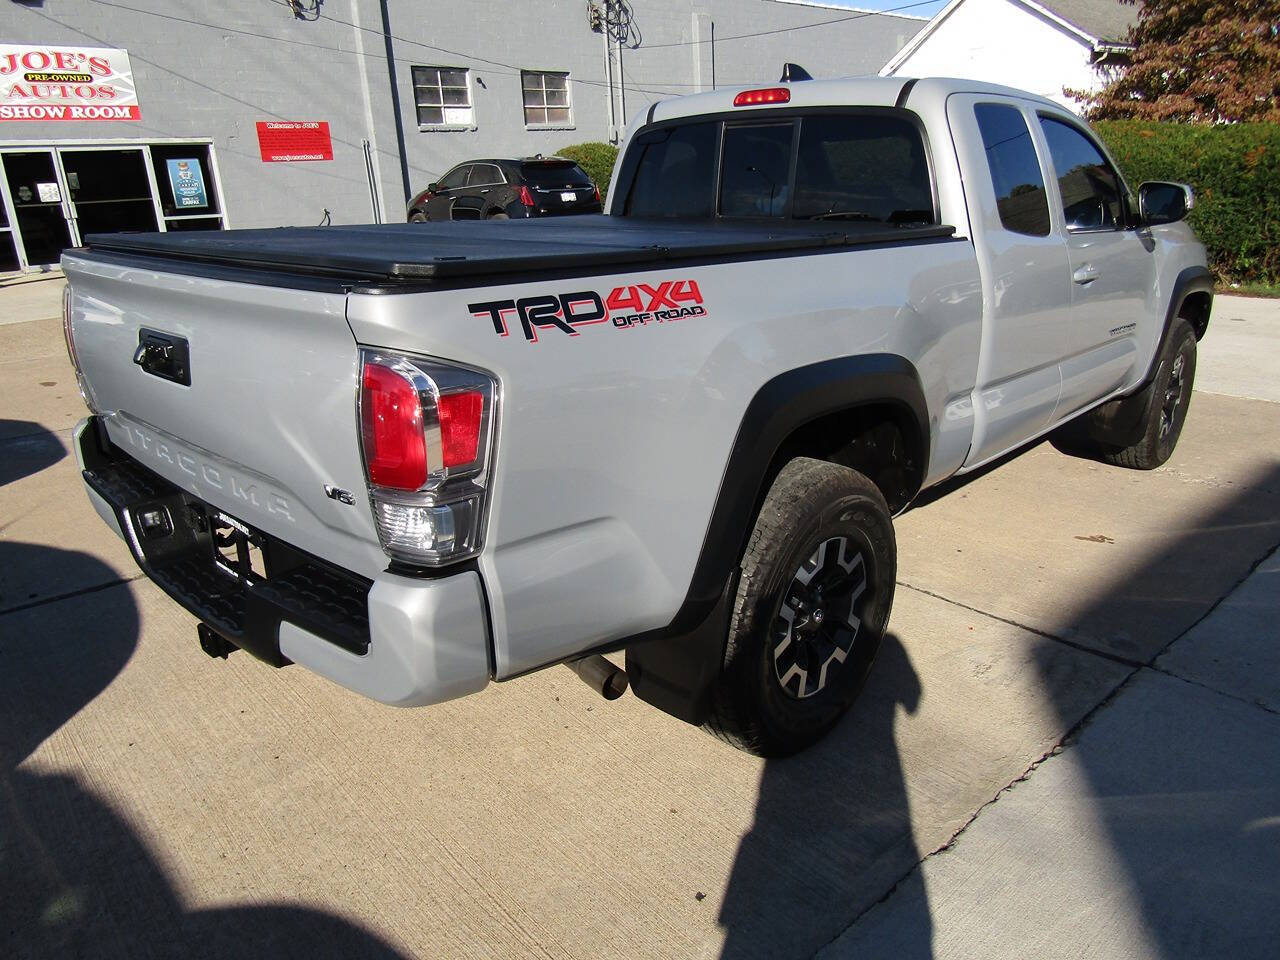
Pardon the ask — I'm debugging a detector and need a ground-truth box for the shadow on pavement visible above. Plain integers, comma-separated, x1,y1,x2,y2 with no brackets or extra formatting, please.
0,541,409,960
1028,462,1280,957
718,633,932,959
0,421,65,487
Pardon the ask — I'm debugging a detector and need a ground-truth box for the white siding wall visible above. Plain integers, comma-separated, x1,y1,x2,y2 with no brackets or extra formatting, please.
883,0,1104,109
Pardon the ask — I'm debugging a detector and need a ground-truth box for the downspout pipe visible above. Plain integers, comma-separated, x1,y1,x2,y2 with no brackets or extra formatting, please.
378,0,412,205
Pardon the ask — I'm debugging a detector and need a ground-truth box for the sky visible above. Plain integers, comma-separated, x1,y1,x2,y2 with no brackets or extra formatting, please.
808,0,951,19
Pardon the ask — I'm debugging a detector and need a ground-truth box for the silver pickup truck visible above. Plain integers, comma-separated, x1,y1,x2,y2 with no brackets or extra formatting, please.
62,77,1211,756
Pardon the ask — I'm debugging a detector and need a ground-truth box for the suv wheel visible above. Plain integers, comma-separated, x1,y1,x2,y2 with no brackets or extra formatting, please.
408,210,427,223
705,457,896,757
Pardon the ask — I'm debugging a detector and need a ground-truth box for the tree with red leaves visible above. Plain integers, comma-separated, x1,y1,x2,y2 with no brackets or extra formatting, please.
1074,0,1280,123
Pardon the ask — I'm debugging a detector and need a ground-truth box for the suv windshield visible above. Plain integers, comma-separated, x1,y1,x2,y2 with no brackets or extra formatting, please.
620,112,935,225
521,161,593,189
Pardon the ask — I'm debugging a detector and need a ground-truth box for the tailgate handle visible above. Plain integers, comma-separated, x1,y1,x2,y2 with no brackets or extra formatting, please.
134,329,191,386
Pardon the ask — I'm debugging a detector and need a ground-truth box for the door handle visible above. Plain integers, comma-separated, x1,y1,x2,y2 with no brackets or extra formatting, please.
480,189,490,194
1073,264,1100,285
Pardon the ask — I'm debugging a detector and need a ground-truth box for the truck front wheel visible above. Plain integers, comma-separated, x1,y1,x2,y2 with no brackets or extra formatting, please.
1100,319,1197,470
705,457,896,757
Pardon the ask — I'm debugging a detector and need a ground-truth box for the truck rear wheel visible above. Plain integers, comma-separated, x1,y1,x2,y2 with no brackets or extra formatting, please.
705,458,896,757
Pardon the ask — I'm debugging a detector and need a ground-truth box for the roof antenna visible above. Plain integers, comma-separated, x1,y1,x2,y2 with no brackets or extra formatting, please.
779,63,813,82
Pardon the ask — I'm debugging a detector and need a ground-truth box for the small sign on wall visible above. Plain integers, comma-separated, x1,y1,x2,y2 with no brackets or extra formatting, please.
255,121,333,162
166,158,207,208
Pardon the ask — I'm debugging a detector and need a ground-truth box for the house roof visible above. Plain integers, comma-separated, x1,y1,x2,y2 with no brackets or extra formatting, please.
1033,0,1140,44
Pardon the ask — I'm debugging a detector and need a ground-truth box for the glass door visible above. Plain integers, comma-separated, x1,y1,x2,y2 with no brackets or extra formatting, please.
60,147,160,240
0,150,74,268
0,177,19,272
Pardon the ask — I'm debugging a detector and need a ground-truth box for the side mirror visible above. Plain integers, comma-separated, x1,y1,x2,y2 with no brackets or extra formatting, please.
426,182,439,194
1139,181,1194,226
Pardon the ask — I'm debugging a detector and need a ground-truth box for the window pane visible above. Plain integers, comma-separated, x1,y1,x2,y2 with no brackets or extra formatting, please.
417,89,442,106
544,74,567,92
522,73,541,92
412,67,439,86
149,143,221,218
545,88,568,107
442,87,468,106
625,121,718,218
524,107,543,125
975,104,1051,236
791,114,933,224
721,123,794,218
417,106,444,125
438,166,469,189
546,107,570,124
439,69,467,87
1039,116,1123,231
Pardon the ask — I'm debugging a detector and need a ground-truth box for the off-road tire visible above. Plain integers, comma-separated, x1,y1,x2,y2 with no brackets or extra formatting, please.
1100,319,1196,469
487,211,510,221
408,210,428,223
705,457,896,757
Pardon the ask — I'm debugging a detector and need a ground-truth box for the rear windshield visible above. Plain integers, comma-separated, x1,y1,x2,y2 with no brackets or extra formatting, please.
620,112,935,224
521,161,593,188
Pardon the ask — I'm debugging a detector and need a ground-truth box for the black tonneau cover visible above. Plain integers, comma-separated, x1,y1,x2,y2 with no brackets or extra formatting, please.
83,216,955,283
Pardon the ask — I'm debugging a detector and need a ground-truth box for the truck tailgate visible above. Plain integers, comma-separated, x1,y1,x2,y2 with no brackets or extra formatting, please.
64,252,386,581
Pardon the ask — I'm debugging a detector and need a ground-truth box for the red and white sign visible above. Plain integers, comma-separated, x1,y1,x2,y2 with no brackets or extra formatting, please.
0,45,140,122
256,121,334,162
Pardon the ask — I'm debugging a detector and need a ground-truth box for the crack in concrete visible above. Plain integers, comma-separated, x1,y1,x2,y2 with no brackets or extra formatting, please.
895,580,1145,669
0,574,145,618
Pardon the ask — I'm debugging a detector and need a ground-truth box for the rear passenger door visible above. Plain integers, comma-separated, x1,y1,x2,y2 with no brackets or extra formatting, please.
949,95,1071,467
1035,112,1156,416
453,163,503,220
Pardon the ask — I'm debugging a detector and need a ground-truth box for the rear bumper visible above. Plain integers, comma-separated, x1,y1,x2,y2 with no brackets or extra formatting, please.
75,417,492,707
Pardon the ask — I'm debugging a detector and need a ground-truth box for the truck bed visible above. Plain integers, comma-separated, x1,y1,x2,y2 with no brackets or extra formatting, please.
83,216,956,284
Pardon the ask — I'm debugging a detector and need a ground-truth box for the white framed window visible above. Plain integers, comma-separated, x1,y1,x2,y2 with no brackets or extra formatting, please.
412,66,474,128
521,71,572,128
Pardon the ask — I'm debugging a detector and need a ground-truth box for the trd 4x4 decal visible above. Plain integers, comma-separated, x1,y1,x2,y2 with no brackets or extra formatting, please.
469,279,706,342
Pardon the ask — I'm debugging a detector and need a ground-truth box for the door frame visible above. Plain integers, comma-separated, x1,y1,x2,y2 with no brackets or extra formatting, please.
0,137,226,271
56,144,165,243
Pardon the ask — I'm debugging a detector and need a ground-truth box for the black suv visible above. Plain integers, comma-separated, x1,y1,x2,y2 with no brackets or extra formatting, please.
407,157,602,222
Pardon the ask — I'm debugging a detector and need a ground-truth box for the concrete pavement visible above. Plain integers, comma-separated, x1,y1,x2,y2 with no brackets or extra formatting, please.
2,290,1278,958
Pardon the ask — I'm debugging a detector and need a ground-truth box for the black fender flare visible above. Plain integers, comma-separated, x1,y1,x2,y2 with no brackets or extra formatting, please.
1144,264,1213,383
625,354,929,724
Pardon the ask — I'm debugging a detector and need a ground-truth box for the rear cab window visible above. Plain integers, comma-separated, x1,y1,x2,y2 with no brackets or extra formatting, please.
974,103,1051,237
618,110,937,226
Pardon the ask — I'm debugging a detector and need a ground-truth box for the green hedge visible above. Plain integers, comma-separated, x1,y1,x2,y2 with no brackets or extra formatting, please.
557,142,619,198
1095,121,1280,286
557,126,1279,286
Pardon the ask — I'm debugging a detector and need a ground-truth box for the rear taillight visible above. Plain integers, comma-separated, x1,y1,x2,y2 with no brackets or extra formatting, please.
593,184,601,204
360,362,427,490
518,185,535,208
733,87,791,107
358,351,498,566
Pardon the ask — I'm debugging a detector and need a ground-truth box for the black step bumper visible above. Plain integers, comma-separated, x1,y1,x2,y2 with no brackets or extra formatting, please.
77,417,372,665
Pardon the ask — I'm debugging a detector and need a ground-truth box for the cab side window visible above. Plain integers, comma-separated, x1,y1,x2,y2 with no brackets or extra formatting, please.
469,164,502,186
974,103,1051,237
438,166,470,190
1038,116,1125,231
